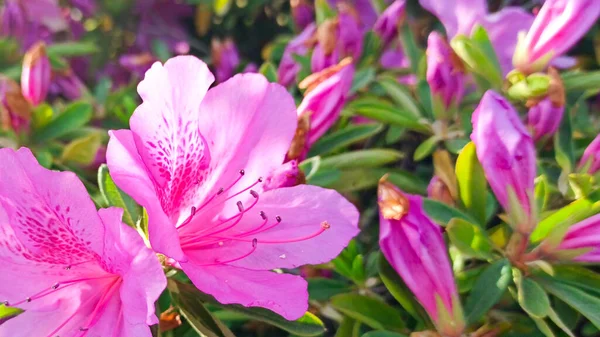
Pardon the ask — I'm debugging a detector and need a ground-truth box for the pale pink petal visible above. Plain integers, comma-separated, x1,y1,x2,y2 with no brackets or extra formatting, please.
419,0,487,37
180,264,308,320
0,298,83,337
106,129,185,260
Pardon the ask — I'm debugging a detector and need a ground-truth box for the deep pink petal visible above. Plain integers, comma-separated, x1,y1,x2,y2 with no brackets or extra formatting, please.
181,264,308,320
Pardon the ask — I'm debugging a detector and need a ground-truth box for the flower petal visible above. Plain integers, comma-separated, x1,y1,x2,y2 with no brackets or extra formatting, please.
180,263,308,320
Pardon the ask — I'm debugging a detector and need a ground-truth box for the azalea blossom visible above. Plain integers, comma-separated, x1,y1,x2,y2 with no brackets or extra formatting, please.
0,0,67,49
277,23,316,87
311,10,362,72
0,147,166,336
106,56,359,320
21,41,51,106
419,0,533,75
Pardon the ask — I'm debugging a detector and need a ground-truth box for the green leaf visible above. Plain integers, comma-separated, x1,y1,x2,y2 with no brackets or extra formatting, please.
331,294,406,331
450,27,502,90
378,254,430,323
259,62,278,83
61,133,102,165
323,168,427,194
0,305,21,320
97,164,142,228
336,317,358,337
554,109,574,174
351,255,366,283
423,198,476,226
46,41,99,57
362,332,408,337
378,76,422,119
543,265,600,297
399,26,422,74
413,136,438,161
308,123,384,156
347,98,429,133
214,0,233,16
319,149,403,170
168,280,235,337
464,259,511,325
315,0,336,24
446,218,493,259
455,142,487,225
532,316,556,337
359,32,383,67
351,67,376,94
32,102,93,143
538,278,600,329
34,150,53,169
561,71,600,92
516,276,550,318
307,278,352,301
530,196,600,243
547,307,576,337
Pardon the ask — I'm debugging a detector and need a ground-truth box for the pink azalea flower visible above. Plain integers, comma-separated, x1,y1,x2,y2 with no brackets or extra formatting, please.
21,42,51,106
378,178,464,337
0,0,66,49
426,31,465,111
106,56,359,320
527,98,564,141
578,134,600,175
419,0,533,75
278,23,316,87
554,213,600,263
373,0,406,47
311,12,362,73
0,147,166,336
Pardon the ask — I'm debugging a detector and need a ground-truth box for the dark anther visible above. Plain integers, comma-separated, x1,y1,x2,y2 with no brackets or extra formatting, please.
79,327,89,331
239,169,245,176
52,283,60,290
259,211,267,220
190,206,197,215
2,301,9,306
252,238,258,247
217,187,224,195
250,190,258,198
237,201,244,212
64,265,71,270
25,297,31,303
258,177,263,182
276,216,282,223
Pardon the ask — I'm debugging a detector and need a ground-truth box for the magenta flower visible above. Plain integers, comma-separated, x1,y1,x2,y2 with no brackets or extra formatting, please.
212,38,241,83
426,31,465,112
21,42,51,106
471,91,536,230
550,214,600,262
291,0,314,30
49,70,86,100
578,134,600,174
106,56,359,320
0,147,166,336
327,0,378,30
262,160,304,192
311,12,362,72
298,58,355,148
373,0,406,47
378,178,464,336
527,98,564,141
380,46,416,85
0,0,66,48
134,0,192,55
513,0,600,73
419,0,533,75
278,23,316,87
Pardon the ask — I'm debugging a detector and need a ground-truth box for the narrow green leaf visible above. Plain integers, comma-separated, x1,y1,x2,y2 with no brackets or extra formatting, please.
47,41,99,57
335,317,357,337
554,110,574,174
455,142,487,224
97,164,142,228
538,278,600,329
531,316,556,337
423,198,477,226
32,102,93,143
561,71,600,92
464,259,512,325
413,136,438,161
323,168,427,194
446,218,493,259
351,67,376,94
308,123,384,156
319,149,403,170
61,133,103,165
378,76,422,119
331,294,406,331
531,197,600,242
307,278,352,301
259,62,278,83
214,0,233,16
348,98,429,133
516,276,550,318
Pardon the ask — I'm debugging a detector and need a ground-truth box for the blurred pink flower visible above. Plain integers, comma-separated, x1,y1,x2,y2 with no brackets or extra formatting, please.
527,98,564,141
21,42,51,106
426,31,465,111
380,46,416,85
378,178,464,336
471,90,536,230
212,38,241,83
298,58,355,148
578,134,600,174
278,23,316,87
0,0,65,49
0,76,31,133
553,214,600,262
0,147,166,336
107,56,359,319
134,0,193,55
373,0,406,47
291,0,314,30
311,12,362,72
513,0,600,73
419,0,533,75
328,0,378,30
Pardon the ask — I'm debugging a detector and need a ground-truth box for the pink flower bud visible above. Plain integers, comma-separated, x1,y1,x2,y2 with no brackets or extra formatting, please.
277,23,316,87
298,57,354,147
378,178,464,336
471,91,536,230
311,12,362,72
427,176,455,206
513,0,600,73
211,38,240,83
527,98,564,141
21,42,51,106
373,0,406,47
262,160,305,192
291,0,314,30
426,32,465,112
578,134,600,174
555,214,600,262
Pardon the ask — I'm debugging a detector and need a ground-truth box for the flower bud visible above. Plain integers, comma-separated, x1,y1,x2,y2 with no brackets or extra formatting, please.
50,70,86,100
527,98,564,141
427,176,455,206
277,23,317,87
311,12,361,72
373,0,406,47
262,160,306,192
513,0,600,74
211,38,240,83
291,0,314,30
539,214,600,263
578,134,600,175
119,53,156,78
427,32,464,117
0,75,31,133
471,91,536,232
378,177,464,337
298,57,354,147
21,42,51,106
